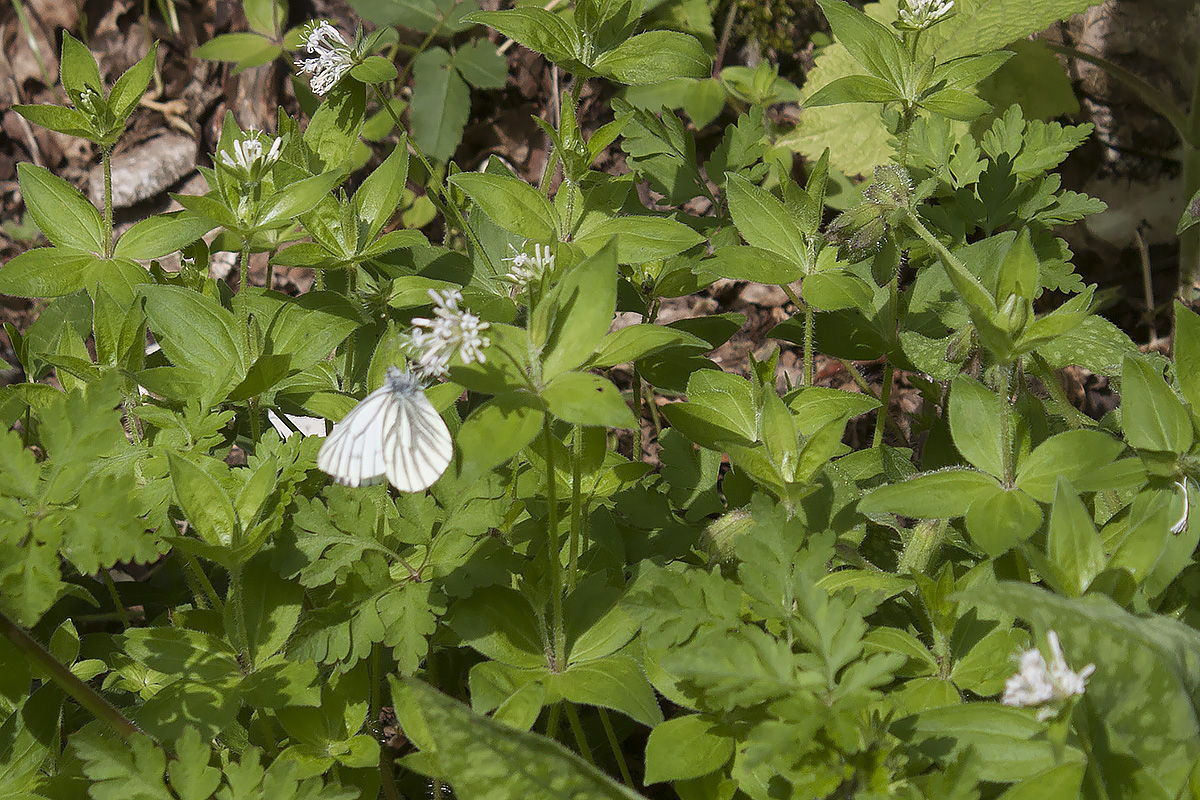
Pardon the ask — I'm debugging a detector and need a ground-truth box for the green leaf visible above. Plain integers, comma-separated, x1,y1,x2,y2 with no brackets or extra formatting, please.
1121,355,1192,453
457,392,545,482
896,703,1074,782
260,291,361,372
949,375,1004,477
593,31,711,85
964,485,1042,557
410,47,470,162
463,9,582,64
168,728,223,800
196,32,274,62
243,0,285,36
354,0,474,33
573,215,704,264
351,55,400,84
168,452,239,547
803,271,876,311
259,170,345,227
725,172,809,267
73,731,173,800
114,212,215,259
1013,429,1126,503
17,163,103,252
541,372,635,428
446,586,547,669
12,104,97,139
59,32,102,99
996,764,1085,800
535,242,618,379
995,227,1039,301
645,715,734,784
304,82,366,169
702,245,804,284
815,0,908,88
354,137,410,238
451,39,509,89
1179,188,1200,235
919,88,992,121
0,247,97,298
804,74,903,106
393,677,644,799
140,285,244,399
550,655,663,726
1174,301,1200,414
860,469,999,519
588,324,711,367
108,43,158,121
1043,479,1106,597
450,172,558,241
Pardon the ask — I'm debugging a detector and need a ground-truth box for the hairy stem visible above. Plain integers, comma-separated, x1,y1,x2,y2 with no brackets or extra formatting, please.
102,571,130,628
542,418,566,668
564,703,596,766
598,708,634,787
996,362,1016,486
0,610,142,740
102,147,114,258
568,424,583,592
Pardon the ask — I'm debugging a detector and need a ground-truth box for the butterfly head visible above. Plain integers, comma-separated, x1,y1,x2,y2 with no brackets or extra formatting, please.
384,366,425,396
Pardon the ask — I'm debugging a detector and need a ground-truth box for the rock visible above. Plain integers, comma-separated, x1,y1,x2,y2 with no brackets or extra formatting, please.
89,133,197,208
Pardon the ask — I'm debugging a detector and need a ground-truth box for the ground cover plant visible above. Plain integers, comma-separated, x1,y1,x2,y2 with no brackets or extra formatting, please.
2,0,1200,798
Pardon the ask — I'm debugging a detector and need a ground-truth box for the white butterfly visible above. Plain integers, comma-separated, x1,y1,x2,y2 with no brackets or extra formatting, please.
317,367,453,492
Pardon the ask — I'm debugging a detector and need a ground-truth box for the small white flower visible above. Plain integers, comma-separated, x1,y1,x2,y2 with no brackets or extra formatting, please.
502,242,554,290
1002,631,1095,721
898,0,954,29
295,20,354,96
407,289,490,380
218,130,282,183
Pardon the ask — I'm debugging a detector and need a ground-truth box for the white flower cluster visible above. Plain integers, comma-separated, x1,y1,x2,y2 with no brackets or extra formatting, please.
1001,631,1095,721
898,0,954,29
502,242,555,289
295,21,354,96
407,289,490,380
218,131,282,184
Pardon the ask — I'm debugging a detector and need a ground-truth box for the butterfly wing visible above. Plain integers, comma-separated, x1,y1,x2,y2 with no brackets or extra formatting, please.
317,386,397,487
382,390,453,492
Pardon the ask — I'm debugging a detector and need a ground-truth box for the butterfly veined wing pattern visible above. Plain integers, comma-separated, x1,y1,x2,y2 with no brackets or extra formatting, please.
383,391,453,492
317,370,454,492
317,385,395,488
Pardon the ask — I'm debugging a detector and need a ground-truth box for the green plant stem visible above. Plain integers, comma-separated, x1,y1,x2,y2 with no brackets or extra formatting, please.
568,424,583,592
238,242,250,291
0,610,142,740
631,366,645,460
102,147,114,258
996,362,1016,486
872,362,894,448
542,417,566,669
783,283,815,385
179,550,223,612
597,708,634,787
904,209,963,272
545,702,563,740
564,703,596,766
228,563,251,666
101,571,130,628
896,518,950,575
